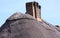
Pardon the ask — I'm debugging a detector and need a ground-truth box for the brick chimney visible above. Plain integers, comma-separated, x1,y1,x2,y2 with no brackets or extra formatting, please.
26,1,41,21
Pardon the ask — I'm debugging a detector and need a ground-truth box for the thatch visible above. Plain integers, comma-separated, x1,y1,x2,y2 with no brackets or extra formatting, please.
0,12,60,38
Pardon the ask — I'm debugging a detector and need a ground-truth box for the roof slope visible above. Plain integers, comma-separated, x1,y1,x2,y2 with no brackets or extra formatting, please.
0,12,60,38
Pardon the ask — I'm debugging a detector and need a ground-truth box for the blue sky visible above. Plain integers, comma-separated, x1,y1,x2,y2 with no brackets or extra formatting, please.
0,0,60,26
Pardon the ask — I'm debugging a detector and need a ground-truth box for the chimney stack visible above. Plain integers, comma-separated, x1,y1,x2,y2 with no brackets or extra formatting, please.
26,1,41,21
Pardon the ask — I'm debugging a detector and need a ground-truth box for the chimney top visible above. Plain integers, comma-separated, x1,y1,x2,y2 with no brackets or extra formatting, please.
26,1,41,21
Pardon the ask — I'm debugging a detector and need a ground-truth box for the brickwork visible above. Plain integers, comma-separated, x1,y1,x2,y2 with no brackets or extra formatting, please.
26,1,41,21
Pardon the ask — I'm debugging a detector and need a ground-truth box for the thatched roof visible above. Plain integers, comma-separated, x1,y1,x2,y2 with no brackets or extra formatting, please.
0,12,60,38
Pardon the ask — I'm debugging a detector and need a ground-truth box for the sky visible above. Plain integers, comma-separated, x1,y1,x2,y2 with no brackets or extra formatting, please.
0,0,60,27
